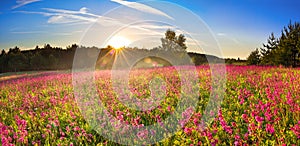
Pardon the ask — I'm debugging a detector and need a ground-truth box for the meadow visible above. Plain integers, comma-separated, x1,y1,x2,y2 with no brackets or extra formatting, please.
0,65,299,145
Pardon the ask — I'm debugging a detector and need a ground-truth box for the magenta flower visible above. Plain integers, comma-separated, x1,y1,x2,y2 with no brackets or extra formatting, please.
290,123,300,138
266,124,275,134
167,106,171,112
193,118,198,125
242,114,248,122
255,116,264,123
184,127,193,135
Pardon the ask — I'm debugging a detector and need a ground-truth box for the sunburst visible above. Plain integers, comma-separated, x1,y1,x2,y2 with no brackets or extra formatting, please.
106,36,131,49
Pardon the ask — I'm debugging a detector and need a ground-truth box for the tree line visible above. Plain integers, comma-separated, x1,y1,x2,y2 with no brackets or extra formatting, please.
0,30,222,73
247,21,300,67
0,44,77,73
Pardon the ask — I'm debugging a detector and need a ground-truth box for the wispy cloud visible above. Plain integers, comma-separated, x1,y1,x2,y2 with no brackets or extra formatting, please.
14,6,185,47
51,30,84,36
111,0,173,20
15,10,52,16
135,24,176,31
12,0,42,9
42,7,99,18
15,7,173,37
216,32,241,45
11,30,83,36
15,7,120,25
217,33,226,36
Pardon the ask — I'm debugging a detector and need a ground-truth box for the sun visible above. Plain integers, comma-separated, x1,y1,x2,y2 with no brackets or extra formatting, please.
107,36,131,49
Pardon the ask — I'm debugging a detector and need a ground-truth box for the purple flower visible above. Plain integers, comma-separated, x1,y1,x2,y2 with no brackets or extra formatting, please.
137,130,148,139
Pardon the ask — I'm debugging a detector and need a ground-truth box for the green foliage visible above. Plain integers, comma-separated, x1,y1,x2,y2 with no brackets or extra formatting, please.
260,33,279,65
7,51,27,72
0,44,76,73
249,21,300,67
160,29,187,52
277,21,300,67
176,34,187,50
30,53,46,70
225,58,247,65
0,49,6,57
247,49,261,65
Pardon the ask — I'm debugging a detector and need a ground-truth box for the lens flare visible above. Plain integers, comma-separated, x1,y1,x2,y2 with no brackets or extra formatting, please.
107,36,131,49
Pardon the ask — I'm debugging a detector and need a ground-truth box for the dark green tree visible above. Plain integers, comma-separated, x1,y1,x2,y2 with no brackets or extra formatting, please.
247,48,261,65
8,52,27,72
260,33,279,65
0,49,7,72
48,54,58,69
165,29,176,41
30,52,46,70
253,21,300,67
67,44,78,51
0,49,5,57
176,34,187,50
8,46,21,54
160,29,187,52
277,21,300,67
35,45,40,50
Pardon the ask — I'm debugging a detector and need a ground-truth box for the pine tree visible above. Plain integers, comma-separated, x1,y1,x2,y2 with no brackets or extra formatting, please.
247,48,261,65
255,21,300,67
260,33,279,65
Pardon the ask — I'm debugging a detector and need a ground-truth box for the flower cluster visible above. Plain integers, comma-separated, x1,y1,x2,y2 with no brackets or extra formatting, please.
0,65,299,145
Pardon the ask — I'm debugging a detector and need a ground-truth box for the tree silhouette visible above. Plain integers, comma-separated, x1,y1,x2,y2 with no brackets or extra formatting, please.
160,29,187,52
248,21,300,67
247,48,261,65
278,21,300,67
260,33,279,65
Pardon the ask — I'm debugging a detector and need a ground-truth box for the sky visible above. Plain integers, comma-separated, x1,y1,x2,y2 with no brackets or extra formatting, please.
0,0,299,59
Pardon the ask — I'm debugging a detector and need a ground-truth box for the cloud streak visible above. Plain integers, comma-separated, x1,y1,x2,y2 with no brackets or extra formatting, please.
217,33,226,36
42,7,100,18
52,30,83,36
15,7,172,36
216,32,241,45
15,7,120,25
11,30,83,36
111,0,173,20
12,0,42,9
14,6,188,48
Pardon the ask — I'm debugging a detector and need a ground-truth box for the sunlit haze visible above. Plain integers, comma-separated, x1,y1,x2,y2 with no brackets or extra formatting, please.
106,36,131,49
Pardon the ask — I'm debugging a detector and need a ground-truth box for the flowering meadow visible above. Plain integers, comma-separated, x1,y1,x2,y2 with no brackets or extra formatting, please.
0,65,299,145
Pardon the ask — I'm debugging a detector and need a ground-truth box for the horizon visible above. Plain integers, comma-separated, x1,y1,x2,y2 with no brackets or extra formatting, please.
1,0,300,59
2,44,247,60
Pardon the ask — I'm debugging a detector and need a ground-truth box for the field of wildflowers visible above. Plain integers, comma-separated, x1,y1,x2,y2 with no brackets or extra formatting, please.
0,65,299,145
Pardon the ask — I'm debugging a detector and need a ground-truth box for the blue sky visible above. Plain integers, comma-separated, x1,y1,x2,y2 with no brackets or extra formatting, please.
0,0,299,59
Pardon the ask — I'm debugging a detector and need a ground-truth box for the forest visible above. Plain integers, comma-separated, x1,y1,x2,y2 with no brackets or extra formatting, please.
247,21,300,67
0,29,223,73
